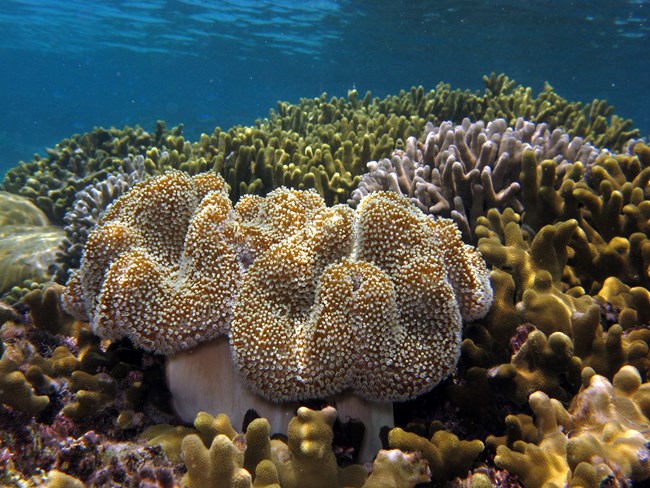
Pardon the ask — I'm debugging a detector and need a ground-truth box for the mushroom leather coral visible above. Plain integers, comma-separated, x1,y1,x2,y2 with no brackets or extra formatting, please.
62,171,243,355
231,190,493,403
61,171,492,460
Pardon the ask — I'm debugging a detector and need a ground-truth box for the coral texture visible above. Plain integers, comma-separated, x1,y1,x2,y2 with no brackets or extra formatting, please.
62,171,243,355
350,118,599,241
231,189,493,402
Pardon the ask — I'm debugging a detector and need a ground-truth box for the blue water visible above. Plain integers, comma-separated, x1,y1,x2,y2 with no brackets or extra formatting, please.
1,0,649,176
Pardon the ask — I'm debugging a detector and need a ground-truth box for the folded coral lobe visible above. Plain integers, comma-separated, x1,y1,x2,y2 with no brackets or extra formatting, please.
230,190,493,403
62,171,242,355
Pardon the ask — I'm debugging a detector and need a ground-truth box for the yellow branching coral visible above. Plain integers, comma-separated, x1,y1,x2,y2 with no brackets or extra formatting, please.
388,428,484,483
495,366,650,488
62,171,243,354
231,190,493,403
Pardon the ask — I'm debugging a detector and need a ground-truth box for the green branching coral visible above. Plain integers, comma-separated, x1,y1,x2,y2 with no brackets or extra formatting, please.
2,73,636,233
481,73,639,151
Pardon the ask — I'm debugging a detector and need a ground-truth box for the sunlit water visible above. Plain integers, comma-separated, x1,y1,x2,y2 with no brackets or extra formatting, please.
0,0,648,175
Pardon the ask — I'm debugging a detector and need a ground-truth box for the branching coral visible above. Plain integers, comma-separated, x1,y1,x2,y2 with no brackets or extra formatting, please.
494,366,650,487
3,73,635,234
387,427,484,483
0,122,179,224
349,118,598,241
154,406,433,488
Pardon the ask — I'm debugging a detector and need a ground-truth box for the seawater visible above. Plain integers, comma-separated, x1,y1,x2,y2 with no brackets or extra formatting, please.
0,0,648,176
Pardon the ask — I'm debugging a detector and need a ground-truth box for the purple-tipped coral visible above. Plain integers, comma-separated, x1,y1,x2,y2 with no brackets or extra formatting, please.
350,117,599,241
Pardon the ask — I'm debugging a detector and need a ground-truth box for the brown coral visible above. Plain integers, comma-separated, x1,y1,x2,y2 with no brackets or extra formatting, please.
230,190,493,403
494,366,650,487
62,171,243,355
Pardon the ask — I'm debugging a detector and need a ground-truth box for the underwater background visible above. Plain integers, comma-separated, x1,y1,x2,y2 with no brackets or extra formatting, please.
0,0,649,176
2,1,650,487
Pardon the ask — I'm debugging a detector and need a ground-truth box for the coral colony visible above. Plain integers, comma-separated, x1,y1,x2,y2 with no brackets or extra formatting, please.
0,74,649,487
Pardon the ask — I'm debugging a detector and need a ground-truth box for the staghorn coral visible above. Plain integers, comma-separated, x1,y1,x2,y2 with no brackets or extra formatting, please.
205,73,634,206
350,117,598,242
1,80,648,487
230,189,493,403
62,171,242,355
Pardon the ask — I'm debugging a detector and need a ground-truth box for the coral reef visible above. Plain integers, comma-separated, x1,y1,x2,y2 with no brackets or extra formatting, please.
350,117,598,241
0,76,648,487
143,406,433,488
